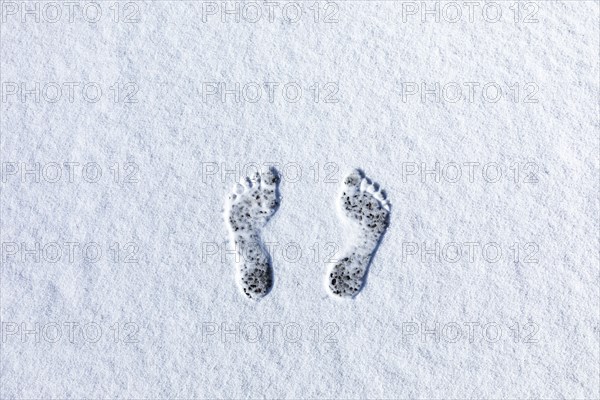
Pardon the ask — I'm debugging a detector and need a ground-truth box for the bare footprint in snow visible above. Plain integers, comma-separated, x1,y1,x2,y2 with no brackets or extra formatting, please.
225,168,280,300
327,169,390,298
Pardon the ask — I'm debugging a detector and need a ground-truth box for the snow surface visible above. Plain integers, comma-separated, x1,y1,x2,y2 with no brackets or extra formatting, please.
1,0,599,398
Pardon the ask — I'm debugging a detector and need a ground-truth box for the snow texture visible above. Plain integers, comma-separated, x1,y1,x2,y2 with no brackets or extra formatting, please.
1,1,599,399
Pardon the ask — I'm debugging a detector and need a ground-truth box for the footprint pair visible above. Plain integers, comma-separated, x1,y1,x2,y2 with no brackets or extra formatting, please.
224,168,390,300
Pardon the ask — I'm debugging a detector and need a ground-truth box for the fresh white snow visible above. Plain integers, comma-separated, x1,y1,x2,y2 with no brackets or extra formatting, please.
1,1,599,398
